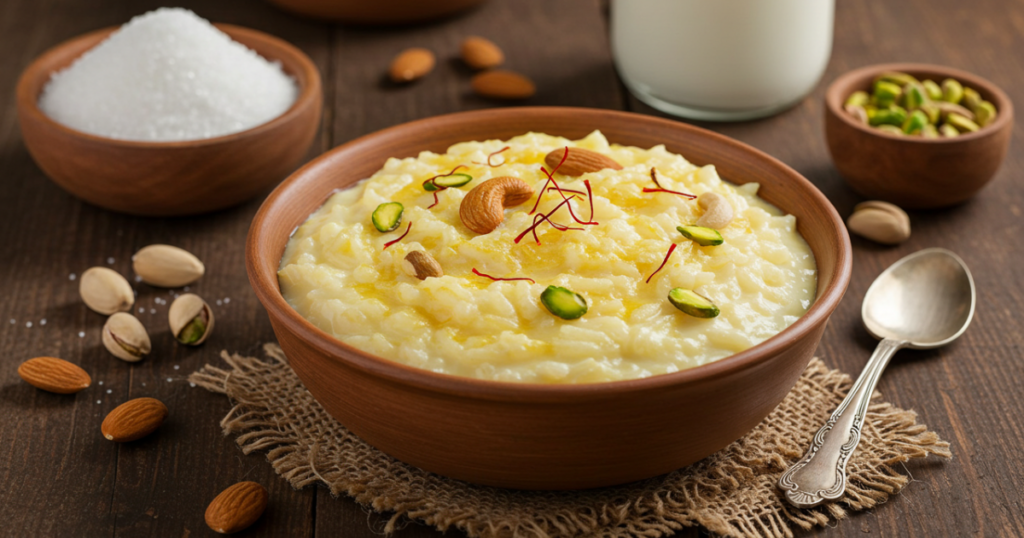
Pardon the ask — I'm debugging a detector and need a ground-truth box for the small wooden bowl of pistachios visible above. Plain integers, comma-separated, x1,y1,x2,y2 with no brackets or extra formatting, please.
825,63,1012,208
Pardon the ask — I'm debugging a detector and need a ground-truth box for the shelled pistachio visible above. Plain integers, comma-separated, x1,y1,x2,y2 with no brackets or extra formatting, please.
844,71,997,138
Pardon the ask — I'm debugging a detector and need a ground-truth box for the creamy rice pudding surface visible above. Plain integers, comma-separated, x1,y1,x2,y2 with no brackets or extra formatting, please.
278,131,816,384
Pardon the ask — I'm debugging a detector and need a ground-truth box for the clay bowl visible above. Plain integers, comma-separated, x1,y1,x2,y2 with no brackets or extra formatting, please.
247,107,852,490
267,0,484,24
16,24,322,217
825,63,1012,209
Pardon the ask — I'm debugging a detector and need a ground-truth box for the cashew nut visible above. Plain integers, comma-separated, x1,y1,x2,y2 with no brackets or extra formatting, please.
459,176,534,234
695,192,734,230
403,251,443,280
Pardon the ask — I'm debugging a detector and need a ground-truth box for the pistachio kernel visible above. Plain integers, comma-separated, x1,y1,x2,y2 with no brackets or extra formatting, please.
922,79,943,101
946,113,980,133
941,78,963,104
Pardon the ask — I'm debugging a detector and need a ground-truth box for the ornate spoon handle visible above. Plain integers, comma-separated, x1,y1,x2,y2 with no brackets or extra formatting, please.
778,338,906,508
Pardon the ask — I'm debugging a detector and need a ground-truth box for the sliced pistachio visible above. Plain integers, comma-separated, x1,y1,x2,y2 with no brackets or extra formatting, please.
875,124,904,136
540,286,587,320
875,71,919,87
940,124,960,138
844,91,869,108
941,78,963,103
918,102,940,124
371,202,404,233
847,203,911,245
169,293,214,346
668,288,720,319
132,245,204,288
922,79,943,101
975,101,997,127
962,87,982,112
921,124,940,138
947,113,980,133
676,225,724,247
80,267,134,315
845,104,869,124
902,110,929,135
902,83,928,110
868,106,907,127
424,173,472,191
102,313,151,362
933,101,975,122
873,81,903,107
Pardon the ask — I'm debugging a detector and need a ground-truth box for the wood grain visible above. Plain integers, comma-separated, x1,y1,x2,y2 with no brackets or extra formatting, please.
0,0,1022,536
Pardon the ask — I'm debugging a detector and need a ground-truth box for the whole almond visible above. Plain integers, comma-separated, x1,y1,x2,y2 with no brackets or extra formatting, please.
389,48,435,83
471,70,536,100
403,251,443,280
461,36,504,70
543,147,623,176
80,267,134,315
205,481,269,534
101,397,167,442
18,357,91,394
132,244,204,288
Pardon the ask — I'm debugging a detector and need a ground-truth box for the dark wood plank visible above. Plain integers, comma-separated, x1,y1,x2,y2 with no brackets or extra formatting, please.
0,0,331,536
627,0,1024,537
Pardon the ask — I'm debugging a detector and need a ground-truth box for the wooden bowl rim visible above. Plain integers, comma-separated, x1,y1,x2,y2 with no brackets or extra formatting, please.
825,62,1014,143
247,106,852,401
15,23,321,148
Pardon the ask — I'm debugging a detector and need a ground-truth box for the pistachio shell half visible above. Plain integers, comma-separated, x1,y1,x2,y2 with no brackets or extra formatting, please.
132,245,205,288
168,293,214,346
80,267,134,315
102,313,151,362
847,201,911,245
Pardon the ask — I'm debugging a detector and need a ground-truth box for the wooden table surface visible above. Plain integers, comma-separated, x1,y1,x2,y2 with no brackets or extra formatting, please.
2,0,1022,536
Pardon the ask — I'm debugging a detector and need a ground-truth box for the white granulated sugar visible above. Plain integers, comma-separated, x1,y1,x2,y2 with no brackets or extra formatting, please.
38,8,298,142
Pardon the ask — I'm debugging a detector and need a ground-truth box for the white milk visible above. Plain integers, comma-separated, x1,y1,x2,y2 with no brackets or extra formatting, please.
611,0,834,121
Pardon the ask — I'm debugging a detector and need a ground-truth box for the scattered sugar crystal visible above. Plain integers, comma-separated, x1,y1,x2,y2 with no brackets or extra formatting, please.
189,382,196,388
69,273,77,281
106,389,113,394
25,321,32,328
215,299,222,306
139,307,145,313
38,8,298,142
107,257,115,265
142,382,146,387
78,331,86,338
9,319,15,324
223,297,230,304
150,308,157,314
96,400,102,404
98,381,104,385
173,365,180,370
40,319,47,326
183,286,190,291
166,378,173,382
135,275,143,283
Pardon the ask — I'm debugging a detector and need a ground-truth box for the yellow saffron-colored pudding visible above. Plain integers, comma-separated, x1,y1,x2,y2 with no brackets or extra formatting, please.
279,131,817,383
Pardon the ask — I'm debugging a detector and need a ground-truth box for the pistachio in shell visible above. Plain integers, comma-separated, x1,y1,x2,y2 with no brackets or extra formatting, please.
847,201,911,245
80,267,134,315
132,244,205,288
169,293,214,346
102,313,151,362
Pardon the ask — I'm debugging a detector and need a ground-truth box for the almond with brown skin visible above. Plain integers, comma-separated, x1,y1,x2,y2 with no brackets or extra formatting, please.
389,48,435,83
205,481,269,534
101,397,167,442
471,70,536,100
403,251,443,280
544,147,623,176
461,36,504,69
18,357,91,394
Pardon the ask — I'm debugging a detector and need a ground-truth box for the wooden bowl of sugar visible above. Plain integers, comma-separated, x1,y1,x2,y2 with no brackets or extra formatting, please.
16,16,322,216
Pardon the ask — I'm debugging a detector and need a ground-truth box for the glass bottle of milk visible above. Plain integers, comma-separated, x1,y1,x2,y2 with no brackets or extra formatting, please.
611,0,835,121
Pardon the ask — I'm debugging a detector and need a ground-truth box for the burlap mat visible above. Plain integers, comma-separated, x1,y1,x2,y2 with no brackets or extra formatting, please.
188,344,950,538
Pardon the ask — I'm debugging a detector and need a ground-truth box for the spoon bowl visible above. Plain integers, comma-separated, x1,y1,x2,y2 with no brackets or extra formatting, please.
863,248,976,348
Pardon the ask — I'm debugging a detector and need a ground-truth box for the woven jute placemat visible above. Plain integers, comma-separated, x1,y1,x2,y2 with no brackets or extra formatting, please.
189,344,950,538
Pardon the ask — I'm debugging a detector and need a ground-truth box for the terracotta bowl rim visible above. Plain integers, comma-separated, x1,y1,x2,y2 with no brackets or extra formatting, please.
15,23,321,149
247,106,852,401
825,62,1014,143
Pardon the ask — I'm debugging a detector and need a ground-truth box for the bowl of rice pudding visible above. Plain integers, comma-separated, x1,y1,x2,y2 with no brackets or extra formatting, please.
248,107,851,489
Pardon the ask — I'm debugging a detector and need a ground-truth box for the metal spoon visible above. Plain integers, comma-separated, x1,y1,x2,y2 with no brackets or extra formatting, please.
778,248,975,508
